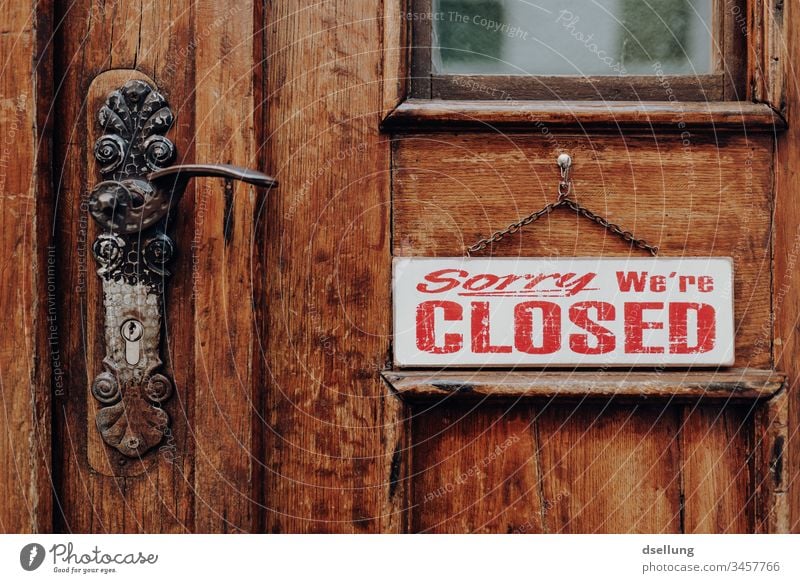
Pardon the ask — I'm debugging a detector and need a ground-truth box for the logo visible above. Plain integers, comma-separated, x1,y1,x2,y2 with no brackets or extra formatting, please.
20,543,46,571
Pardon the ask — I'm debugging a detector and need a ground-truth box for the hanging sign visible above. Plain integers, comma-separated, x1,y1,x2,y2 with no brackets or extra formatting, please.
393,257,735,367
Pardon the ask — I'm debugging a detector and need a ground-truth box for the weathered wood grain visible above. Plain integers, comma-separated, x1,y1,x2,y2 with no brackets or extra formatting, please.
53,1,195,533
384,370,785,402
383,0,409,115
411,403,684,533
382,100,785,132
721,0,748,100
681,405,753,533
432,74,725,102
410,404,545,533
191,0,262,534
773,0,799,533
537,404,682,533
392,132,773,368
754,391,789,533
15,0,791,535
0,0,53,533
261,0,402,532
749,0,787,112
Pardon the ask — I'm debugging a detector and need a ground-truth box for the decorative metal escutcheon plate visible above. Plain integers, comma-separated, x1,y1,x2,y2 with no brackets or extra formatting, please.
88,80,276,458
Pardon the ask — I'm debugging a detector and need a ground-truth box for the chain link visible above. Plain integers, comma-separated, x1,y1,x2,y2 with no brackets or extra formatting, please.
466,174,658,256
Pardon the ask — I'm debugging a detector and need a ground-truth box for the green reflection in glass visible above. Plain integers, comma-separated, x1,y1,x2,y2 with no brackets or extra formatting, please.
618,0,692,68
431,0,712,76
435,0,505,67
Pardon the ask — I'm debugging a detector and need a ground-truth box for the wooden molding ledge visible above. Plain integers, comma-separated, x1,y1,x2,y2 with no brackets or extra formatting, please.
382,369,786,403
381,99,787,133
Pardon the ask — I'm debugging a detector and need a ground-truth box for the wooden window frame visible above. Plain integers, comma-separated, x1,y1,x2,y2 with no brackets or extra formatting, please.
382,0,787,131
410,0,747,101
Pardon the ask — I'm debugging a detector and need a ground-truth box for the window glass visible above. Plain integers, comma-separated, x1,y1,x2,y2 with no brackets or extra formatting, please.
432,0,713,76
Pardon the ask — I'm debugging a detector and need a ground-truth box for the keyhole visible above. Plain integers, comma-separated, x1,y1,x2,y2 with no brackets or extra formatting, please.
121,319,144,365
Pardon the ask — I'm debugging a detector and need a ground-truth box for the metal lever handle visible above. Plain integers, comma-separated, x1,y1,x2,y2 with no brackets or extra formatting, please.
90,164,276,236
149,163,277,189
86,79,278,458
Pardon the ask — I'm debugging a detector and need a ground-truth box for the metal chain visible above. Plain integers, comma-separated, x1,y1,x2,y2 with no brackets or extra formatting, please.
465,200,562,255
560,198,659,256
466,157,658,256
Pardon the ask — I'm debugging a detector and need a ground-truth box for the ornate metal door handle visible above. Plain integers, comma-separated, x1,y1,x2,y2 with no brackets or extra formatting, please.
87,80,276,458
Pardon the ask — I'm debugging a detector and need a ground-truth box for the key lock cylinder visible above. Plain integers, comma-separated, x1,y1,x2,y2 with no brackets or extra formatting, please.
87,80,276,458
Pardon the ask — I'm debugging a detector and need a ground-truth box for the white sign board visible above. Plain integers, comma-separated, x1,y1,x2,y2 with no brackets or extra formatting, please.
393,257,734,368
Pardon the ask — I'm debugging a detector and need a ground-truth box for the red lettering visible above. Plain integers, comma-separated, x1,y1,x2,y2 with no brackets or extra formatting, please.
650,275,666,292
624,302,664,354
523,273,558,290
569,301,616,354
559,272,598,296
514,301,561,354
697,276,714,292
679,275,696,292
471,302,512,353
494,274,525,291
669,302,716,353
416,269,467,293
464,274,500,291
416,301,463,353
616,271,647,292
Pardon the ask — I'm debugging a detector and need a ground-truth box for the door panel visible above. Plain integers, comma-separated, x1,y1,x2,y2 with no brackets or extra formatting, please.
2,0,794,534
410,402,755,533
260,0,402,533
682,406,753,533
390,127,773,532
53,0,196,530
51,0,262,532
392,133,773,368
0,0,53,534
411,404,546,533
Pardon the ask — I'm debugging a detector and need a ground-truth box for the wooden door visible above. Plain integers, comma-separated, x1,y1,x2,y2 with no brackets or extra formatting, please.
0,0,798,533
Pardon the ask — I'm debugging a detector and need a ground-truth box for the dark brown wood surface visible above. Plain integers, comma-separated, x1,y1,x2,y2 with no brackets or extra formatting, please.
260,0,403,532
392,132,773,369
681,405,753,532
385,370,786,402
52,2,198,533
749,0,787,112
0,0,795,534
0,0,53,533
383,100,785,132
431,74,726,102
774,0,799,533
191,0,262,534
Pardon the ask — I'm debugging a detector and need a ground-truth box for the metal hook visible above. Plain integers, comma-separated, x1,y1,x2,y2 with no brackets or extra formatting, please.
557,153,572,179
557,153,572,199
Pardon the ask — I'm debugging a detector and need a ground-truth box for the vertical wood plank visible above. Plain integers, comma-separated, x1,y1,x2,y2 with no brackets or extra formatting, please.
410,405,544,533
748,0,787,110
192,0,261,532
0,0,53,533
774,0,800,533
262,0,401,532
53,0,195,533
681,405,753,533
754,391,789,533
721,0,748,99
383,0,409,114
538,404,682,534
410,0,432,98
